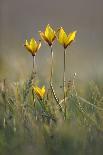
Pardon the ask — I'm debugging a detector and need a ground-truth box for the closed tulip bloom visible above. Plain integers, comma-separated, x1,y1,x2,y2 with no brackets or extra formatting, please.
39,24,56,46
24,38,41,56
57,27,77,49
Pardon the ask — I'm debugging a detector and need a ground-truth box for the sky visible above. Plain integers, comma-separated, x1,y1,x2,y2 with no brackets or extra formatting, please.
0,0,103,81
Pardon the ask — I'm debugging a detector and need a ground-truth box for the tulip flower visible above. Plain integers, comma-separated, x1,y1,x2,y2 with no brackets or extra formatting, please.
33,86,45,100
24,38,41,73
39,24,56,86
57,27,77,49
39,24,56,46
57,27,77,120
24,38,41,56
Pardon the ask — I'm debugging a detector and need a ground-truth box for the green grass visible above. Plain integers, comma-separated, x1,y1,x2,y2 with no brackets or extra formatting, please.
0,72,103,155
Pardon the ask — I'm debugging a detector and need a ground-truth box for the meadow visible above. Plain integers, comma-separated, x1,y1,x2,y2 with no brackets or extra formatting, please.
0,24,103,155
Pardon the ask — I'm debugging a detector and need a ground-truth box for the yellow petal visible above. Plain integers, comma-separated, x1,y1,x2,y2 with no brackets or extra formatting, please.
37,41,41,51
57,27,67,46
41,86,45,96
39,31,50,44
34,86,41,96
45,24,51,41
65,31,77,47
24,40,32,53
45,24,56,43
30,38,38,52
25,40,29,46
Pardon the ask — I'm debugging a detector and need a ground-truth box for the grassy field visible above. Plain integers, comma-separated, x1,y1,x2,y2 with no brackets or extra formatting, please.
0,72,103,155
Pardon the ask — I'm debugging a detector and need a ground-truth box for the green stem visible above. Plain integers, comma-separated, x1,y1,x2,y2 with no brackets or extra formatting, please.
50,45,53,84
32,55,36,82
49,45,63,112
32,55,36,74
63,48,66,120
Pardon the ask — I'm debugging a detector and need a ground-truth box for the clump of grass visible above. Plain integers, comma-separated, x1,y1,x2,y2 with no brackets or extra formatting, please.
0,77,103,155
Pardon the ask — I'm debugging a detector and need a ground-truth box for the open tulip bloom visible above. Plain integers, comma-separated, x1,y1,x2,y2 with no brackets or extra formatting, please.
33,85,46,100
56,27,77,49
39,24,56,47
24,38,41,73
24,38,41,56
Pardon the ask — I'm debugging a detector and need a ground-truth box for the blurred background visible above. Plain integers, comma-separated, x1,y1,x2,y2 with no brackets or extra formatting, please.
0,0,103,83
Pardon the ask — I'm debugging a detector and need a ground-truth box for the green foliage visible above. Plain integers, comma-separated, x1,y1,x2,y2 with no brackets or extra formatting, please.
0,75,103,155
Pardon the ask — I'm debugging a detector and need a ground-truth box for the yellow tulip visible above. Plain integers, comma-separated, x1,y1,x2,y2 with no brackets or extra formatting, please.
57,27,77,49
39,24,56,46
24,38,41,56
33,86,46,99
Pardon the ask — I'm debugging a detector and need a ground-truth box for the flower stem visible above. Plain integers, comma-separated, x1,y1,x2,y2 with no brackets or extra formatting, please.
49,45,61,110
63,48,66,120
32,55,36,74
32,55,36,84
50,45,53,84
